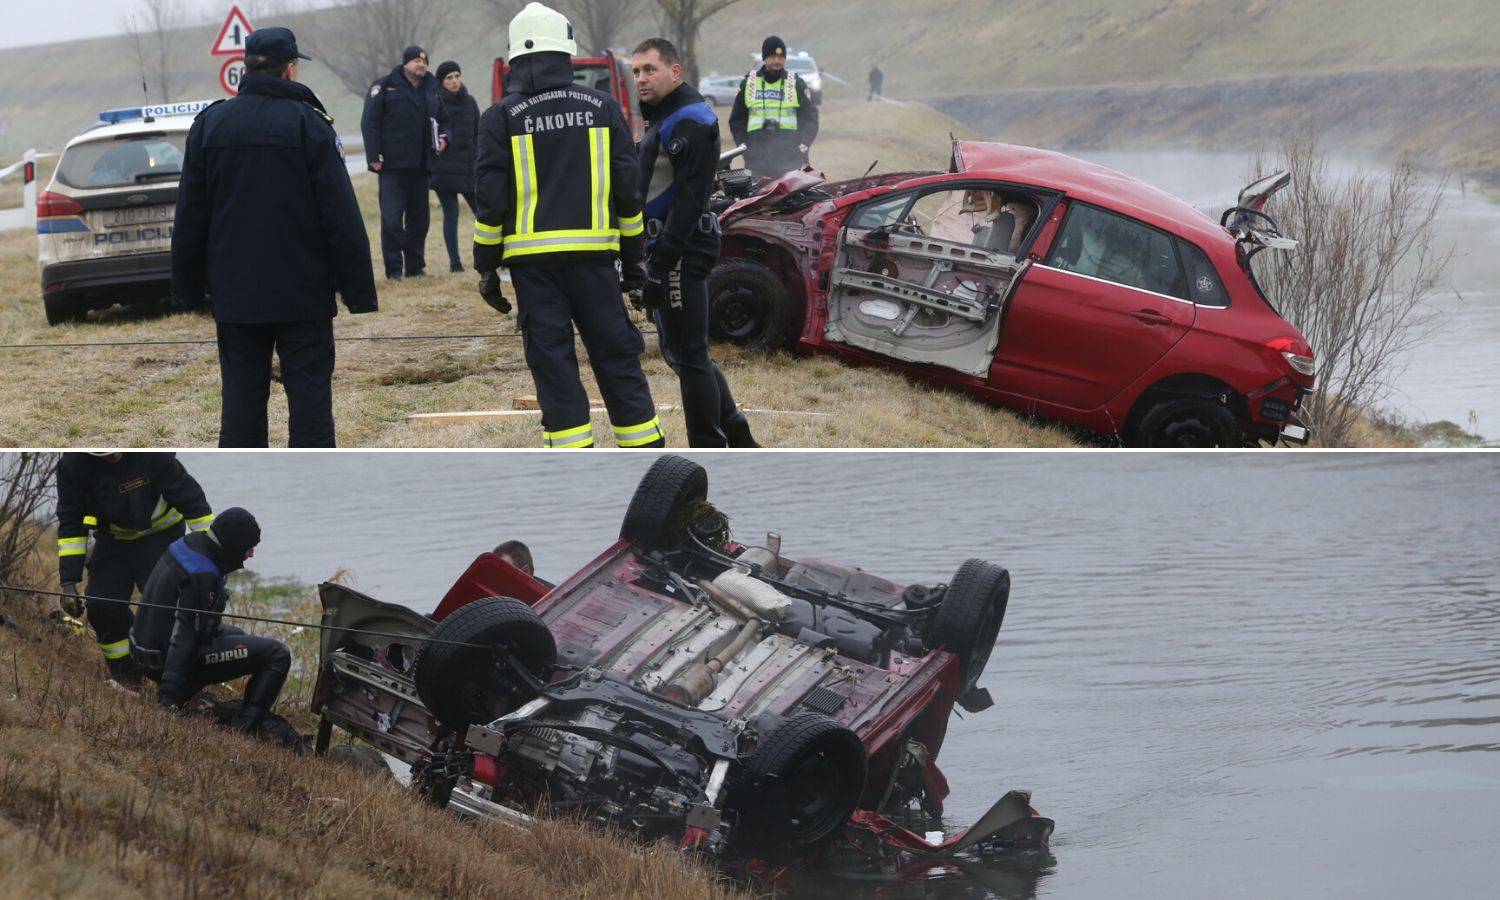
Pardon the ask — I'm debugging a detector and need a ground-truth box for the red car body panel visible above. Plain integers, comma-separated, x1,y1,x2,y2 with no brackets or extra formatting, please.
718,142,1315,443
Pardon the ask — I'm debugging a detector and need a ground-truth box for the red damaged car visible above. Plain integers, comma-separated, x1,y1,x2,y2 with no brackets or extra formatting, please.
310,456,1051,873
707,141,1316,447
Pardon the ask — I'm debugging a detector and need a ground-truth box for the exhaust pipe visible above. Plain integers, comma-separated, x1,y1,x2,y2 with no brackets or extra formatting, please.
658,613,763,706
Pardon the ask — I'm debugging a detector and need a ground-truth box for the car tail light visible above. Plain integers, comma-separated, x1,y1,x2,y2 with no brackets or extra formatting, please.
37,191,84,218
1266,337,1316,378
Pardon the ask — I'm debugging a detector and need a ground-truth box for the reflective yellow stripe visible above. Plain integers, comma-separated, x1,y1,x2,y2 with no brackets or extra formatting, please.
108,506,183,541
619,212,644,237
543,423,594,449
186,514,214,532
474,220,504,246
589,126,610,233
99,638,131,660
745,74,800,132
502,228,621,261
613,416,664,448
82,515,98,527
512,134,538,235
58,536,88,557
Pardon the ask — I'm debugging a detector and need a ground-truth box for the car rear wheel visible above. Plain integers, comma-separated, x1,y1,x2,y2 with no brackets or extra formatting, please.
1134,397,1242,447
43,294,85,326
619,455,709,553
926,559,1010,694
733,712,866,859
708,258,796,352
412,596,555,733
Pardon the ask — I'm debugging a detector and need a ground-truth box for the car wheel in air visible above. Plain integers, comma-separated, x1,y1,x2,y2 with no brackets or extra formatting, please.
926,558,1010,694
619,454,709,553
732,712,867,859
708,258,796,352
1135,397,1242,448
412,596,555,733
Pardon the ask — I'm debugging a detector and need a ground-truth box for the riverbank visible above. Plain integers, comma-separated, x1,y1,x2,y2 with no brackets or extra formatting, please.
0,537,742,899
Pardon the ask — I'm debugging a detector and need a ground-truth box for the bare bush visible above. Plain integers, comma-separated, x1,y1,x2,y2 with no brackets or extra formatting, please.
300,0,455,98
1250,138,1450,446
121,0,190,103
0,453,59,598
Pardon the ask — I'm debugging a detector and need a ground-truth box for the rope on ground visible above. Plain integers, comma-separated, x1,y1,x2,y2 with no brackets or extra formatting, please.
0,330,658,350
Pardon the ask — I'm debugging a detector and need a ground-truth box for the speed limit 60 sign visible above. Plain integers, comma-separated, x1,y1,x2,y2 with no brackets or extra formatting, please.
220,56,246,95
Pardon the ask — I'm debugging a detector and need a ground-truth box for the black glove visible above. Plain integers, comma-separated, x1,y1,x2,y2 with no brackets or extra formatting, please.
478,270,512,315
640,264,670,311
620,259,646,294
59,582,85,619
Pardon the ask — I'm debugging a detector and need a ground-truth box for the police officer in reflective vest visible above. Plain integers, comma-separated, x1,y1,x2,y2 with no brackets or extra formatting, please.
473,2,663,448
130,508,290,733
729,36,819,179
631,38,758,448
55,452,214,687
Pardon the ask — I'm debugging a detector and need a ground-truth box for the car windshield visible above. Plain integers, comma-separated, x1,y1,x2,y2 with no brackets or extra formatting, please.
56,133,186,190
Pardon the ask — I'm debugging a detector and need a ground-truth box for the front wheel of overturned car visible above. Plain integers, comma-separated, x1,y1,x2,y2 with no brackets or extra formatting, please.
413,596,555,733
620,455,709,553
707,258,796,352
1133,397,1243,448
732,712,867,860
927,558,1010,694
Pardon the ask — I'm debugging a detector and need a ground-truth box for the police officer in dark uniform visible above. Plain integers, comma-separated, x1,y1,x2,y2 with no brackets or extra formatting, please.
473,2,663,449
172,27,377,448
729,36,820,179
631,38,758,448
55,452,214,687
362,45,448,280
130,508,290,733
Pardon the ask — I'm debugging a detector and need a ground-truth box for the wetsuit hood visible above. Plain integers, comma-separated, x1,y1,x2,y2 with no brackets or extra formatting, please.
206,507,260,571
642,82,706,124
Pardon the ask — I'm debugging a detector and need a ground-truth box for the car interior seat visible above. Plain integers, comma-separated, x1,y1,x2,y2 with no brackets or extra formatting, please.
976,212,1017,253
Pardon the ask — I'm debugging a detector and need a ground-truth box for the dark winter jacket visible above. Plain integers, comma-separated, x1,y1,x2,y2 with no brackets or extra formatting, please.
429,85,480,194
361,66,448,172
55,453,213,584
171,74,377,323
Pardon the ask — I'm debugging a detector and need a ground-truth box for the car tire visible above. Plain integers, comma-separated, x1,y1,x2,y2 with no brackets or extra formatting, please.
412,596,555,733
708,258,797,352
1134,397,1243,448
733,712,866,859
43,293,83,327
926,559,1010,694
619,454,709,553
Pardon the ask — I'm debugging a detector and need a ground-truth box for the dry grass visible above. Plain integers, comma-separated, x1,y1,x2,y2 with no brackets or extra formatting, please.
0,543,744,900
0,98,1076,449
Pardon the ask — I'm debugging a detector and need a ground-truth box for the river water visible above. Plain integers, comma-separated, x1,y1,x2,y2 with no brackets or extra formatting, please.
1061,149,1500,436
173,451,1499,898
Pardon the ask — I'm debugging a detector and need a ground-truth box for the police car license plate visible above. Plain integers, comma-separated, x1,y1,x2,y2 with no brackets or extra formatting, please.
103,205,174,228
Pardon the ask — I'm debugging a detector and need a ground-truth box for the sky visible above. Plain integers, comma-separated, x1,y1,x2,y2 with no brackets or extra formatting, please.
0,1,330,50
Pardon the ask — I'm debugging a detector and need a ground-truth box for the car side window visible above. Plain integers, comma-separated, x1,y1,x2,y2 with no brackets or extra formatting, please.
1177,240,1229,307
847,193,912,230
1047,203,1187,300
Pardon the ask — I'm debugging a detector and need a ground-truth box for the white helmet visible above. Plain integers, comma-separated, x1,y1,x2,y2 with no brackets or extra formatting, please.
509,2,576,60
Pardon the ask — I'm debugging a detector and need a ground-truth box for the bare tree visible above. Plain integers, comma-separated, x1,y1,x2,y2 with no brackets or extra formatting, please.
300,0,455,98
558,0,647,55
0,454,59,602
121,0,190,104
654,0,746,84
1250,138,1450,446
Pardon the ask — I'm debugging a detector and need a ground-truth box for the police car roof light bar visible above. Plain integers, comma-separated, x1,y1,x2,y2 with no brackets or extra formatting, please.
98,100,217,125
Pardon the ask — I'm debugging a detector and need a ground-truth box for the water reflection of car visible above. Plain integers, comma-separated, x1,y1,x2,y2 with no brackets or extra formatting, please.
707,141,1316,447
35,102,211,325
311,456,1051,877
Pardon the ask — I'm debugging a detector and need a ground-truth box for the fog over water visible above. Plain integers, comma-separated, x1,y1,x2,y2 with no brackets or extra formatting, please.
178,452,1500,898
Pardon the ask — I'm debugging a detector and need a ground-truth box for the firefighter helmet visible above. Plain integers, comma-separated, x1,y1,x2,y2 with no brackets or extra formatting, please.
509,2,576,60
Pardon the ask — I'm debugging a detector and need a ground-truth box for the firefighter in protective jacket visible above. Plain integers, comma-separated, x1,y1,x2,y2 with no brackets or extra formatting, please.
55,452,214,686
473,2,664,448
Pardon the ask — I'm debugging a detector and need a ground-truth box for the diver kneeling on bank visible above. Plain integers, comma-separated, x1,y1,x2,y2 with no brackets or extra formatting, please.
129,508,291,734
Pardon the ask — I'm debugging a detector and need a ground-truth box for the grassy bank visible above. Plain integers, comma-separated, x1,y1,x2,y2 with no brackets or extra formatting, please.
0,537,742,899
0,96,1078,449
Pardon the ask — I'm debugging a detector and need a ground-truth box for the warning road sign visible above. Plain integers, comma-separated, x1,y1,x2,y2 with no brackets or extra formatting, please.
220,56,246,95
211,6,254,56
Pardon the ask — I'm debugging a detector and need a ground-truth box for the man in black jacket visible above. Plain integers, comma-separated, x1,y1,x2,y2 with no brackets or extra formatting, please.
631,38,757,448
729,36,819,179
362,45,448,280
172,27,377,448
472,2,662,449
55,452,214,687
131,508,290,733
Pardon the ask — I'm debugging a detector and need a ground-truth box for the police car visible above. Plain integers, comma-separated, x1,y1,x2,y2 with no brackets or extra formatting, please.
36,101,213,325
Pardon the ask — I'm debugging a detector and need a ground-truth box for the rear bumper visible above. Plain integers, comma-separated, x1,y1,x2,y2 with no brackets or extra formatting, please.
41,252,172,306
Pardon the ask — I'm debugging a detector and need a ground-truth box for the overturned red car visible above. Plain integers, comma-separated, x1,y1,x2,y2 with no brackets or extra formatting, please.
310,456,1051,873
708,141,1317,447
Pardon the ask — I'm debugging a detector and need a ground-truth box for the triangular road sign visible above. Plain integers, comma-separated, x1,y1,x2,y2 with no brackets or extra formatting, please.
211,6,255,56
